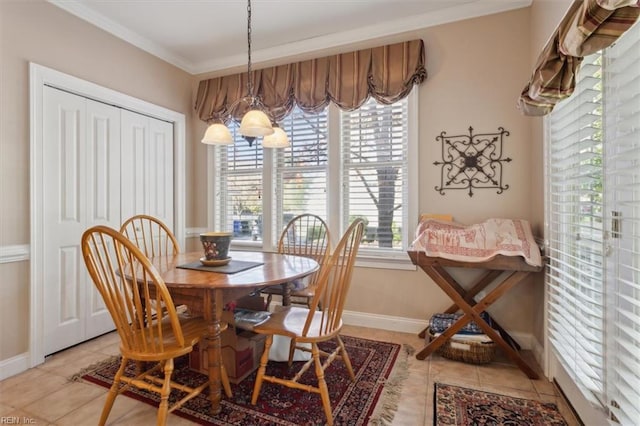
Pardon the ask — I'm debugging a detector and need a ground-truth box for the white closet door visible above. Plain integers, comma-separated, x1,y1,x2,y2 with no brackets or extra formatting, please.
43,87,119,355
120,110,174,229
84,99,121,338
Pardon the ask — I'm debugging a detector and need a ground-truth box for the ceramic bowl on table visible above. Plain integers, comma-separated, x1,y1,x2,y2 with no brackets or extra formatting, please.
200,232,232,266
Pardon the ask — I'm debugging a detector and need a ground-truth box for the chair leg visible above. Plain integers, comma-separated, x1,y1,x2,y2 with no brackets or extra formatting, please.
157,359,174,426
251,335,273,405
312,343,334,426
287,337,297,367
99,356,128,426
336,336,355,381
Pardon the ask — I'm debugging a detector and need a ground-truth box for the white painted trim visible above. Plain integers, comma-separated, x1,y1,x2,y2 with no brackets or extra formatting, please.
342,310,428,334
531,335,546,379
48,0,531,74
186,227,208,238
0,353,30,381
29,62,186,370
0,245,30,264
342,309,537,351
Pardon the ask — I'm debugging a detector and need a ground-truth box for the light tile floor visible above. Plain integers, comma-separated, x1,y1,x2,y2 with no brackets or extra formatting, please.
0,325,581,425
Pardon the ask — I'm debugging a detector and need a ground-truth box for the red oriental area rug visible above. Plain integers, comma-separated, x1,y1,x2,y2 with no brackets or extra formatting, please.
73,336,410,425
434,383,569,425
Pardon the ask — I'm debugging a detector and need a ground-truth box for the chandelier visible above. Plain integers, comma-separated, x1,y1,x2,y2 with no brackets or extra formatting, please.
201,0,290,148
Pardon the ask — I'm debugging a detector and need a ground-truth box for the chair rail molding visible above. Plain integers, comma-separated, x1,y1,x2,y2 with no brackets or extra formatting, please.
0,244,29,263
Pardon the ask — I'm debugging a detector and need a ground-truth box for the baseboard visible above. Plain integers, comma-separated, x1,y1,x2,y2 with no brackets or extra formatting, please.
342,309,536,351
0,352,30,381
530,335,547,377
342,309,428,334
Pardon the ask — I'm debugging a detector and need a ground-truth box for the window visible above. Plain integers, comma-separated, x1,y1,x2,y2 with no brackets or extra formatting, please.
546,22,639,425
212,91,417,264
341,99,408,252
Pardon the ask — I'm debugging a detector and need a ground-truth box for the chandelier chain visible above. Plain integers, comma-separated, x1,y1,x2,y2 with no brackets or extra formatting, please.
246,0,253,99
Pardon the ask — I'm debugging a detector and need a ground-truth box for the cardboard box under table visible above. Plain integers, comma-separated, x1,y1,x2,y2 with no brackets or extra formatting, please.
190,312,267,384
189,295,268,384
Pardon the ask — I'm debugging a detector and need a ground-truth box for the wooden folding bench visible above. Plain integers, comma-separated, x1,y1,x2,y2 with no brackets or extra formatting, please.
408,250,542,379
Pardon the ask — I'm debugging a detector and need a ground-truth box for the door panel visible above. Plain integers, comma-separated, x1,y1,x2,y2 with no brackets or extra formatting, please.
43,87,87,354
120,110,174,229
84,100,120,338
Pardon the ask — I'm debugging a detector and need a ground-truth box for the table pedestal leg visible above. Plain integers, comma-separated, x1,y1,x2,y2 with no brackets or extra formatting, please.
281,282,292,307
204,289,223,414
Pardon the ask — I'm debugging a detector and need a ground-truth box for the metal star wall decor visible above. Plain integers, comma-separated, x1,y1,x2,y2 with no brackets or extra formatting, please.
434,126,511,197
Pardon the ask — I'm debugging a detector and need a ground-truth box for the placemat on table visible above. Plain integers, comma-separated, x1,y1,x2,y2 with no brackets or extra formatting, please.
177,260,263,274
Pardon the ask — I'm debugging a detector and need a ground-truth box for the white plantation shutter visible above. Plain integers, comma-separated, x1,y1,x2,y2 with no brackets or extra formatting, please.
603,21,640,425
215,124,264,241
547,21,640,425
341,98,408,252
547,51,606,403
274,106,328,236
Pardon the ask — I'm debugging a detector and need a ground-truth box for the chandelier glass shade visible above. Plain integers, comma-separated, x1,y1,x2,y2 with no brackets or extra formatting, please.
239,109,274,137
201,0,289,148
262,125,290,148
201,122,233,145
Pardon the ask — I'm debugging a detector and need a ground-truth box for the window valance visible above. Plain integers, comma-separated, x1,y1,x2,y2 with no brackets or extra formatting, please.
195,39,426,124
518,0,639,116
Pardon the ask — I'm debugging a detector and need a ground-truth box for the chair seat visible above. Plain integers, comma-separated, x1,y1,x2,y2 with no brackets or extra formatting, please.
122,315,218,361
252,306,341,342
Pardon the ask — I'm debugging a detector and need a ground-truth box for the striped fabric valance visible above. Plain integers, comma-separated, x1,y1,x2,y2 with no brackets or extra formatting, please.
518,0,639,116
195,39,427,124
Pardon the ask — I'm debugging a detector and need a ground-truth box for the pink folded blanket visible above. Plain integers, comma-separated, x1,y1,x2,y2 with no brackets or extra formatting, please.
411,218,542,267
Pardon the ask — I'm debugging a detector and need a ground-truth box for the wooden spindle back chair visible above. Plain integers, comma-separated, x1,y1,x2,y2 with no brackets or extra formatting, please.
262,213,331,309
250,218,365,426
120,214,180,258
81,225,230,426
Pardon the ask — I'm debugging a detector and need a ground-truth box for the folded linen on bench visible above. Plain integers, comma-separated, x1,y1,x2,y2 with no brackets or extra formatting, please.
411,218,542,267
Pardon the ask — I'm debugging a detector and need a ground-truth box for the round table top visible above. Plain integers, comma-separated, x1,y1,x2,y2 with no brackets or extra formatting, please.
151,250,320,290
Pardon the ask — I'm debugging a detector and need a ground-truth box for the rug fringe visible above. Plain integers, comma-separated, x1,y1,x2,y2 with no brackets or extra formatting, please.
367,343,414,426
68,355,121,382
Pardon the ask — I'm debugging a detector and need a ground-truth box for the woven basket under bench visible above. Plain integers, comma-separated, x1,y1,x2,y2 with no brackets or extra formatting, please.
427,327,497,364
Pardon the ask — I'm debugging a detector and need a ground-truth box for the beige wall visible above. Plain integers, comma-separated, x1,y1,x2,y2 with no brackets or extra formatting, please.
0,0,194,360
0,0,572,366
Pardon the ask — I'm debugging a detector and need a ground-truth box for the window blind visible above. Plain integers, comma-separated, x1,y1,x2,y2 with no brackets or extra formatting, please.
603,21,640,425
341,98,408,251
547,51,606,403
274,106,328,237
215,124,264,241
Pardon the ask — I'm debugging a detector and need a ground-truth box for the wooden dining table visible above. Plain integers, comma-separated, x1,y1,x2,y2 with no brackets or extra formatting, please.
148,250,319,415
